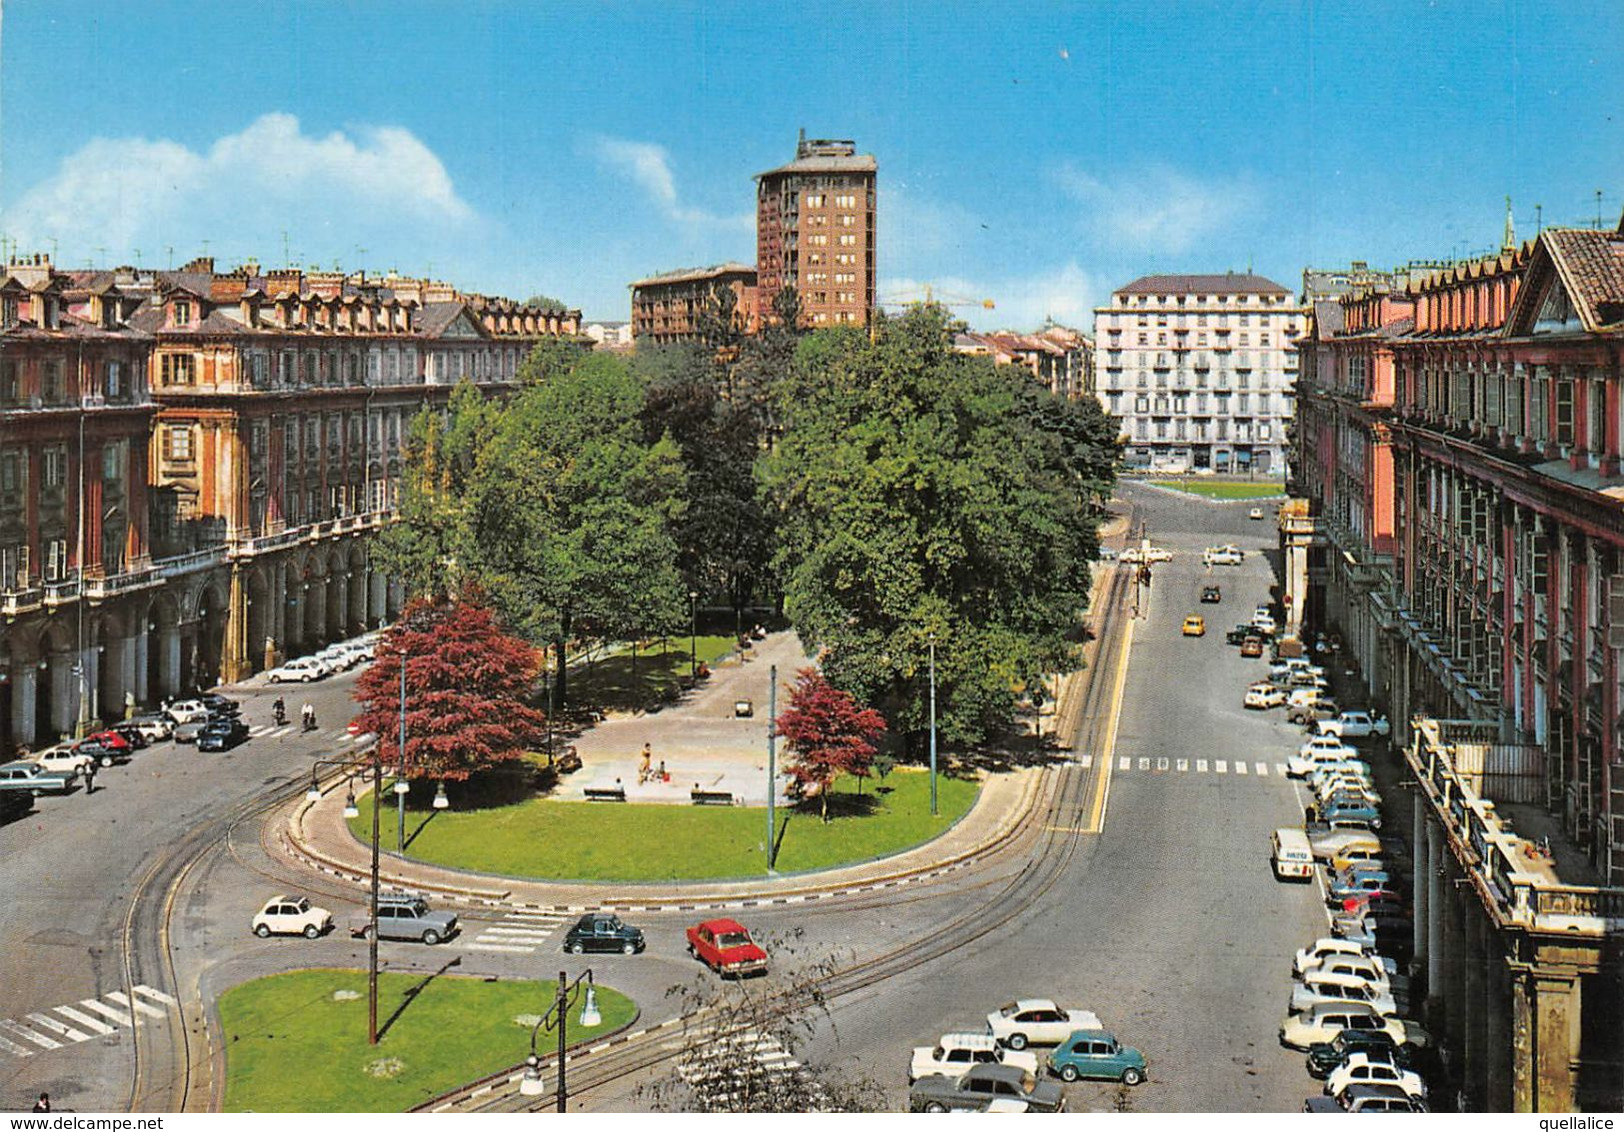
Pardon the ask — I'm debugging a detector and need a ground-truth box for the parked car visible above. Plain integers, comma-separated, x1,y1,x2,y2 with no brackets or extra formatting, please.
1240,636,1265,657
125,713,175,742
252,895,333,939
197,718,251,752
1181,615,1206,637
1318,800,1383,831
350,892,459,944
985,1000,1102,1050
1307,830,1383,862
317,644,363,672
1306,1030,1413,1079
1200,585,1222,603
1292,975,1400,1018
84,728,134,752
1296,936,1397,977
1288,740,1360,777
1288,699,1342,727
1280,1004,1430,1051
197,693,241,715
1143,546,1173,563
106,721,151,749
30,744,91,778
686,918,767,977
1226,624,1258,644
1203,546,1244,566
0,760,76,795
909,1063,1064,1113
266,657,332,683
1326,1051,1428,1100
1249,507,1265,520
1251,615,1278,637
1310,957,1410,1002
163,699,212,724
1245,683,1287,710
1046,1029,1147,1084
910,1033,1038,1084
1334,1082,1430,1112
71,737,130,766
562,913,645,955
173,718,211,745
1316,711,1391,740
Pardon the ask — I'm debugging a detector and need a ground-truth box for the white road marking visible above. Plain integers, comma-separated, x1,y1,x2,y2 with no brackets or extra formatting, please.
1255,761,1269,776
1156,757,1168,771
0,1032,34,1057
52,1005,115,1036
133,985,178,1007
271,726,293,737
1137,757,1150,771
1235,761,1248,775
80,997,138,1025
465,943,535,954
107,991,165,1020
0,1019,61,1049
27,1014,90,1043
1118,756,1130,771
1276,763,1289,776
1196,759,1209,773
1176,759,1188,772
1215,760,1228,774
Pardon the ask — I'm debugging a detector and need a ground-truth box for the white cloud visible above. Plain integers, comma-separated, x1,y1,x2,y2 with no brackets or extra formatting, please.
3,113,474,266
591,136,752,232
881,262,1100,333
1056,164,1259,255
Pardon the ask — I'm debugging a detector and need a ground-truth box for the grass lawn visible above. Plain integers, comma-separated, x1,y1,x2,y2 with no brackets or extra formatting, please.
566,634,738,713
219,969,636,1112
348,767,979,882
1148,479,1285,500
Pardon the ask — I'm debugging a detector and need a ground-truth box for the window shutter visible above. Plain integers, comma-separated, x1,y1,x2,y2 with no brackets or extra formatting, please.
1608,576,1624,649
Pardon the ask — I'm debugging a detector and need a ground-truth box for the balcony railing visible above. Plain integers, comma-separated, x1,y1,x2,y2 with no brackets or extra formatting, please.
1,587,43,616
43,576,81,606
153,547,226,578
81,560,160,599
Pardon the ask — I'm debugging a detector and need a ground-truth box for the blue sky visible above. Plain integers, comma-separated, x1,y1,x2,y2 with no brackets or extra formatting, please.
3,1,1620,329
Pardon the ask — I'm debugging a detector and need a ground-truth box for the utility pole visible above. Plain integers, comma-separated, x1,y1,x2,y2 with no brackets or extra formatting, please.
767,664,777,872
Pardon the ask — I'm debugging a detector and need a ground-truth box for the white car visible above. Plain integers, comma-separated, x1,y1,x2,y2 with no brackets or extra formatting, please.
1280,1005,1430,1051
1252,615,1278,636
985,1000,1103,1050
1292,976,1399,1017
1299,733,1358,759
317,644,362,671
1244,684,1287,710
910,1033,1039,1083
1295,936,1385,976
1143,547,1173,563
1310,954,1406,994
1307,762,1372,791
1249,507,1265,520
1315,778,1381,807
1270,659,1325,681
1326,1053,1428,1101
29,744,90,778
164,699,212,724
1316,711,1391,740
1288,741,1360,778
126,714,174,741
267,657,332,683
1204,546,1244,566
251,895,333,939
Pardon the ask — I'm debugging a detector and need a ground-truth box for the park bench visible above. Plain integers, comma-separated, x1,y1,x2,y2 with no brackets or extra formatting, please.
584,785,627,802
690,788,735,806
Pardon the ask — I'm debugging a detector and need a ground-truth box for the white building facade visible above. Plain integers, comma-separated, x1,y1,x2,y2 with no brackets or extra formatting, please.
1093,273,1304,475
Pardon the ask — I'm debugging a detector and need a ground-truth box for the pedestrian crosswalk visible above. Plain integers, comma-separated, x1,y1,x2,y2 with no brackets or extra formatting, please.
0,986,176,1060
462,910,569,954
245,723,373,742
1066,753,1289,779
668,1027,825,1107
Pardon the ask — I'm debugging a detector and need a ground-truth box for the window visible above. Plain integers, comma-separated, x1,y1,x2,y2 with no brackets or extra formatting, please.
42,359,65,403
0,452,18,494
102,443,121,480
0,358,16,404
106,361,122,399
837,233,855,246
809,233,829,246
161,353,195,385
42,444,68,487
805,193,824,208
166,426,193,461
173,299,192,326
837,214,855,227
835,193,856,208
44,538,68,582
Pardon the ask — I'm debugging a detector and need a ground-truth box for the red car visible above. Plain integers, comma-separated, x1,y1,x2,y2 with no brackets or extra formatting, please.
83,730,132,751
686,918,768,978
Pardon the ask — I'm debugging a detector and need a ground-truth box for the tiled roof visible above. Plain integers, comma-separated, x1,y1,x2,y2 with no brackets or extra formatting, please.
1544,228,1624,329
418,301,482,337
1116,273,1292,296
1311,300,1345,339
755,154,877,178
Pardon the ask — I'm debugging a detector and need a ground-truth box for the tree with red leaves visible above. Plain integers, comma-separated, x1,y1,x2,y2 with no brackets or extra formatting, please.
352,595,546,783
774,667,887,822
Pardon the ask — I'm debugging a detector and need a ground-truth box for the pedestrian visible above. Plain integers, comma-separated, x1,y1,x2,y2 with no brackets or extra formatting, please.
638,743,652,785
33,1093,50,1113
658,759,667,783
84,759,97,795
301,702,316,732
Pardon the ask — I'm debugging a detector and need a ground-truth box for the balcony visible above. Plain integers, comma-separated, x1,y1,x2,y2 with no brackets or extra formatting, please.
1,586,43,617
82,559,161,600
43,576,81,607
153,547,226,578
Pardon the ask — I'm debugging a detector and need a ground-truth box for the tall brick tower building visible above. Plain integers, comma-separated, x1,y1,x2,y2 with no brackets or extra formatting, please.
754,130,876,329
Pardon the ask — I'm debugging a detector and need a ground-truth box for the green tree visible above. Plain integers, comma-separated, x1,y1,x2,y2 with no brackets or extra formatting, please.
762,304,1116,748
522,294,569,313
468,351,687,703
517,336,589,386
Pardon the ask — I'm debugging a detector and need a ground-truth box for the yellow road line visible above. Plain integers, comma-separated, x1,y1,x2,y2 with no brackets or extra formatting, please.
1082,614,1135,834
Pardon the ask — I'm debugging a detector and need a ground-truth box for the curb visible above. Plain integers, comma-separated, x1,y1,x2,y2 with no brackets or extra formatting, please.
277,765,1048,915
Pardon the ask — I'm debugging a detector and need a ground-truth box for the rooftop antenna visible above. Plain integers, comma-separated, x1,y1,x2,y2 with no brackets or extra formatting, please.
1534,204,1542,236
1597,189,1605,229
1502,196,1515,252
94,246,107,265
133,248,142,266
201,239,211,258
48,236,58,261
166,246,174,268
282,230,291,266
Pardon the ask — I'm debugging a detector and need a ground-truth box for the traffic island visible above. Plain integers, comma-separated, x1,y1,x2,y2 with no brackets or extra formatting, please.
345,767,979,882
218,968,636,1112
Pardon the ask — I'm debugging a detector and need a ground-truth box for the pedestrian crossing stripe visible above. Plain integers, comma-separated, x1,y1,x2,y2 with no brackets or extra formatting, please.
132,985,178,1006
1256,762,1269,776
1078,754,1094,769
77,999,137,1027
1215,760,1228,773
0,1018,60,1049
107,991,165,1019
465,942,534,953
1196,759,1209,772
0,988,179,1060
481,926,556,937
1276,763,1289,776
1177,759,1188,772
26,1013,90,1043
1118,757,1130,771
1156,757,1168,771
1234,761,1248,775
52,1005,114,1036
1137,757,1150,771
0,1032,34,1057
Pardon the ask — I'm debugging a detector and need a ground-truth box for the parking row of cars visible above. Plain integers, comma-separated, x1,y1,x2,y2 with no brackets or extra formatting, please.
906,1000,1148,1112
1259,658,1438,1113
266,636,375,683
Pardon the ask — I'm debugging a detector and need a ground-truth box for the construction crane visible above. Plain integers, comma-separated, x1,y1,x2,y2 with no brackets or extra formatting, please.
875,284,996,314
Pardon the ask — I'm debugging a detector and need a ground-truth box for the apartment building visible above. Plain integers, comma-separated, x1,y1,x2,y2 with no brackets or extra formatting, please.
0,254,578,752
629,263,757,343
755,131,876,329
1093,273,1303,474
952,325,1095,399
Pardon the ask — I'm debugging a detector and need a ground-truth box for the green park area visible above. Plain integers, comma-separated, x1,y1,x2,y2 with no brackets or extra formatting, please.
1148,479,1285,500
566,633,740,712
348,767,979,882
219,969,636,1112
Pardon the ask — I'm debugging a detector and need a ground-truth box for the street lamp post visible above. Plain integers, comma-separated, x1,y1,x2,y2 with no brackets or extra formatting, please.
928,631,938,818
688,591,699,682
305,754,381,1044
766,663,777,874
518,969,600,1111
395,656,408,853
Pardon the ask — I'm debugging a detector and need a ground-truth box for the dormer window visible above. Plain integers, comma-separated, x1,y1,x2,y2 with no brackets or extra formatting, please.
174,299,192,326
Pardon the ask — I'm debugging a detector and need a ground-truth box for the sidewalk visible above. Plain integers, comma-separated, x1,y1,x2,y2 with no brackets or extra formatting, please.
282,763,1045,911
